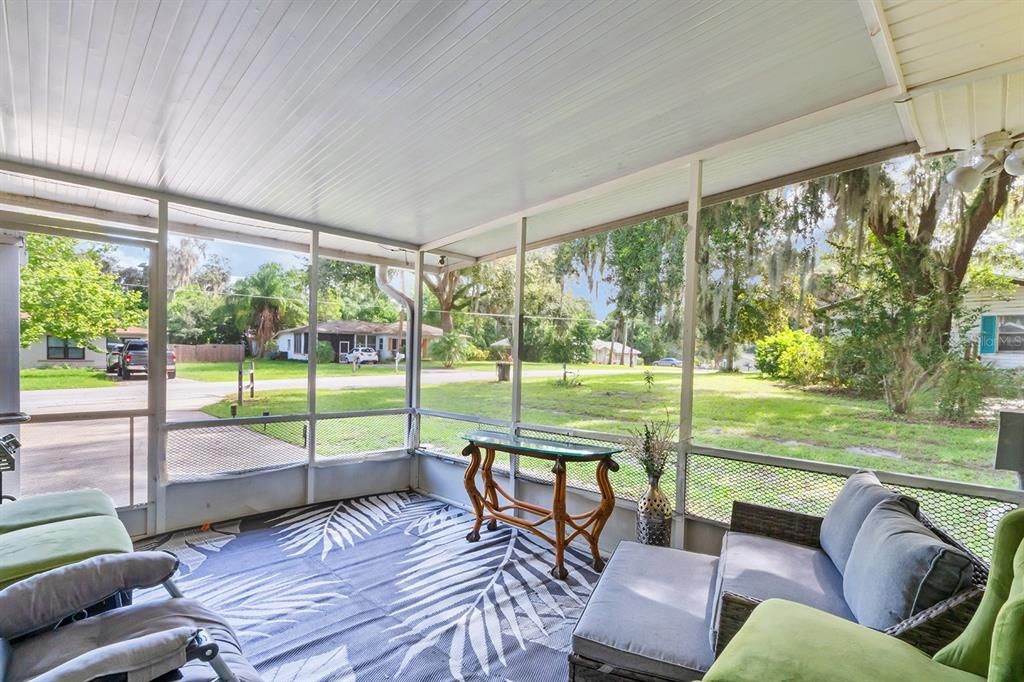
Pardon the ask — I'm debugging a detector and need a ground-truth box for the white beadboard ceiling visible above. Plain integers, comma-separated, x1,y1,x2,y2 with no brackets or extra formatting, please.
0,0,1020,264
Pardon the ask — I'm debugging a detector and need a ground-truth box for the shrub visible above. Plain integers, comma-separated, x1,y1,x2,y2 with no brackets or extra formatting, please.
430,332,470,368
823,335,886,396
756,330,825,385
315,340,334,364
937,358,1001,422
466,344,490,361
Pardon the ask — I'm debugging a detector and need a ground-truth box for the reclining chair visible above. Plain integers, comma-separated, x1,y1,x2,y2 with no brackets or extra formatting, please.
0,552,261,682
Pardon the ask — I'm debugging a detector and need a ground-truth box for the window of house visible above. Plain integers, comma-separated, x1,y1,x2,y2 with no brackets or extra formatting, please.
998,316,1024,351
46,336,86,360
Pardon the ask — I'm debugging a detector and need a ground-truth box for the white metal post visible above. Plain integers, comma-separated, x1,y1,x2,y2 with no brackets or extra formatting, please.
0,231,23,500
306,232,319,504
675,160,702,548
148,200,169,534
408,251,424,486
510,217,527,501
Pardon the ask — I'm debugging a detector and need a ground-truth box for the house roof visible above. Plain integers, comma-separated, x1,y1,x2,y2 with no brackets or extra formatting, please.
278,321,443,339
0,2,1020,268
592,339,642,355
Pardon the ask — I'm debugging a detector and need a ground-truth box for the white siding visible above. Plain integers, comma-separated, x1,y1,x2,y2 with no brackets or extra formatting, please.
20,337,106,369
963,287,1024,370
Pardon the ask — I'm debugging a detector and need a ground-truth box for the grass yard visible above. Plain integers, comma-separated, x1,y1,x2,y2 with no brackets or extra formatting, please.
19,366,115,390
201,370,1014,490
176,359,645,382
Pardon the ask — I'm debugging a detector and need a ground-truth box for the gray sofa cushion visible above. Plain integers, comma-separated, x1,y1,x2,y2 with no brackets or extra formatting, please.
820,470,918,572
843,499,974,630
573,541,718,679
711,531,854,647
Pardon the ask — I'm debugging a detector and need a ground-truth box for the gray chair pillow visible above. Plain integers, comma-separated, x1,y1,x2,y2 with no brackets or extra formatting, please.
843,499,974,630
819,470,918,572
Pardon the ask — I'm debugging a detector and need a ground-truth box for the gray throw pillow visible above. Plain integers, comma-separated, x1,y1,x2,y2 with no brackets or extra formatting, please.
843,499,974,630
820,470,917,572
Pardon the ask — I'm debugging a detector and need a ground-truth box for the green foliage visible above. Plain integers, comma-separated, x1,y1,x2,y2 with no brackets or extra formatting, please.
643,370,655,392
430,332,470,368
820,231,952,414
935,358,1014,422
315,340,335,364
20,234,144,349
168,285,224,344
756,329,824,385
778,336,825,386
466,344,490,361
318,260,399,323
228,263,306,356
823,335,885,396
543,319,597,365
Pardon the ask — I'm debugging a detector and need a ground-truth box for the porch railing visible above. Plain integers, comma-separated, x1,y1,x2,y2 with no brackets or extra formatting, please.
412,412,1023,563
165,408,411,481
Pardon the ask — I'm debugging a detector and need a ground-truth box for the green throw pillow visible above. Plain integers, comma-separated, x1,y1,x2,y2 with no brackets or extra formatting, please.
934,508,1024,678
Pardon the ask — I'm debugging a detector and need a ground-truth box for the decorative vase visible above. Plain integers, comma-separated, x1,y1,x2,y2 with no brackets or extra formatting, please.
636,473,673,546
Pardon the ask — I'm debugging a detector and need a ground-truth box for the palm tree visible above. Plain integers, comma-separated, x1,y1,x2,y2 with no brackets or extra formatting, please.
229,263,303,357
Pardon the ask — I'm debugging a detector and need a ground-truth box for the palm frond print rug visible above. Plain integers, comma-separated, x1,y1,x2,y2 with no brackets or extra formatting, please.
136,492,599,681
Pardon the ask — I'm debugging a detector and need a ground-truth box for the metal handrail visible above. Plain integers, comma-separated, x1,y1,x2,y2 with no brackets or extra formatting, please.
0,412,30,425
413,409,1024,507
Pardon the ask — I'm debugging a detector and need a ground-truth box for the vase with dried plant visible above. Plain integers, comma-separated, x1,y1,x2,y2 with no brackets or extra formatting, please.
628,416,677,546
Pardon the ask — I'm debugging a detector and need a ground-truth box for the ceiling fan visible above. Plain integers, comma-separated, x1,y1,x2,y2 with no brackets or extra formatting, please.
946,130,1024,192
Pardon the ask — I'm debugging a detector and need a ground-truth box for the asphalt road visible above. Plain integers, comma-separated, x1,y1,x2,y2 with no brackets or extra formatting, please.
19,366,657,414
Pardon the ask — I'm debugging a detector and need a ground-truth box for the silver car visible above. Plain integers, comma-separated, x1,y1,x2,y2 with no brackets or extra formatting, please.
651,357,683,367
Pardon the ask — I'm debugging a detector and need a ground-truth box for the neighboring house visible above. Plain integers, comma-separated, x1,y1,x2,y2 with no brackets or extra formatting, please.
19,327,148,370
963,281,1024,369
591,339,643,366
275,320,443,362
20,336,107,369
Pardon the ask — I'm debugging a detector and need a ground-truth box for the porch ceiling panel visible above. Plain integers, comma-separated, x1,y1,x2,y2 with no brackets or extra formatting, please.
881,0,1024,88
444,104,909,260
0,0,887,251
907,71,1024,155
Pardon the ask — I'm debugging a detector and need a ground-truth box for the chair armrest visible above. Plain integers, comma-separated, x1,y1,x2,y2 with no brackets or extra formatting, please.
885,586,983,655
49,626,197,682
728,501,823,548
714,591,763,657
0,551,179,640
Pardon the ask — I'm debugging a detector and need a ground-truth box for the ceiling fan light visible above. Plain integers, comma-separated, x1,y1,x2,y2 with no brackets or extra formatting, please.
1005,148,1024,177
948,164,983,193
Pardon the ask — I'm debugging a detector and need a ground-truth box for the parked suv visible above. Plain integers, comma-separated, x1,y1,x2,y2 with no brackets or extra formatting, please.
344,346,379,364
107,339,177,379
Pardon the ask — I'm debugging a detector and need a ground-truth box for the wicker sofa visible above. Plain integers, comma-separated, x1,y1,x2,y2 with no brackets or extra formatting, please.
569,471,988,681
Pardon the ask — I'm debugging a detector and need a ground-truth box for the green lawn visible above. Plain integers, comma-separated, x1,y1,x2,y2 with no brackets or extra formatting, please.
200,370,1014,490
176,359,644,382
19,366,115,390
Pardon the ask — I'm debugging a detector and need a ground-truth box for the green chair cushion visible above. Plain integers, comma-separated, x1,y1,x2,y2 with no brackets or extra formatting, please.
0,516,132,589
935,508,1024,679
0,489,117,534
703,599,984,682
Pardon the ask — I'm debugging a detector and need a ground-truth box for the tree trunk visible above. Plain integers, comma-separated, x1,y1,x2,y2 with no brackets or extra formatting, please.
725,340,735,372
607,324,617,365
621,321,629,366
424,271,461,333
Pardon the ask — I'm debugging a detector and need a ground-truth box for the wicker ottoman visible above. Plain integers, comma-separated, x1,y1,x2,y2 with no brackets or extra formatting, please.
570,542,718,681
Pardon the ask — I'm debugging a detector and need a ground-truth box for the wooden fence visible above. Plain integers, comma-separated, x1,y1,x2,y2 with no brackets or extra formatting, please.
171,344,245,363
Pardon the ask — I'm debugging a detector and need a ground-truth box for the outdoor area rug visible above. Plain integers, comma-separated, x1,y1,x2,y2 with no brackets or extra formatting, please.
135,492,599,681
